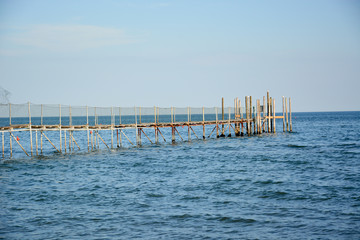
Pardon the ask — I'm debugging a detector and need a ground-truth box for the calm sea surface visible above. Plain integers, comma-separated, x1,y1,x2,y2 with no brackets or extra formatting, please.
1,112,360,239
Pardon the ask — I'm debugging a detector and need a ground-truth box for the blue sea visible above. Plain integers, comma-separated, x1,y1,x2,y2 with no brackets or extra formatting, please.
1,111,360,239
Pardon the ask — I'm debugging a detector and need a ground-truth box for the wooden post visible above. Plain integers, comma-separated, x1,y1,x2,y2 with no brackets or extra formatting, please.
119,107,122,147
157,107,160,124
234,98,239,136
171,107,173,124
245,96,249,136
154,106,158,144
135,106,138,146
228,107,231,137
286,97,289,132
69,130,71,152
188,107,191,141
267,90,270,133
215,107,219,138
87,106,90,151
40,104,43,153
273,98,276,133
64,130,66,153
289,97,292,132
9,129,12,158
59,104,62,153
239,100,243,136
282,97,285,132
202,107,205,140
36,130,38,156
263,96,266,133
249,96,253,135
256,99,260,134
28,102,33,156
90,129,93,151
269,97,272,132
172,126,175,143
111,107,114,149
221,97,224,136
116,129,119,148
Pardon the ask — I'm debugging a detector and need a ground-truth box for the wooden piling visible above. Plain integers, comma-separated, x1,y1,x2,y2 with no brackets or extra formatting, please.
40,105,43,154
282,97,285,132
59,104,62,153
111,107,114,149
135,106,138,146
286,97,289,132
267,91,270,133
289,97,292,132
270,97,273,133
228,107,231,137
36,130,38,155
119,107,122,147
256,99,260,134
64,130,66,153
69,130,71,152
69,105,72,152
245,96,249,135
87,106,90,151
9,129,12,158
202,107,205,140
90,130,93,151
263,96,266,133
250,96,253,135
188,107,191,141
273,98,276,133
221,97,224,136
28,102,33,156
215,107,219,138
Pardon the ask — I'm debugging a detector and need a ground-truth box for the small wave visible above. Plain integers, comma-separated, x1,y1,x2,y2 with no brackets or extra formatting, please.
210,216,256,224
255,180,283,185
169,213,194,219
259,191,288,199
146,193,165,198
180,195,202,200
287,144,307,148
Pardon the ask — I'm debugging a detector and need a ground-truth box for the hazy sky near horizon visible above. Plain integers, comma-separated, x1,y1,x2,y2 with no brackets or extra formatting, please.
0,0,359,111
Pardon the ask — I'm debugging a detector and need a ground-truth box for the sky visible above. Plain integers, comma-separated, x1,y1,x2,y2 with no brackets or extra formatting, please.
0,0,359,112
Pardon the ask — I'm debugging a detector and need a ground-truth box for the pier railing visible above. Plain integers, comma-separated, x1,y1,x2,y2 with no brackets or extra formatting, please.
0,91,292,159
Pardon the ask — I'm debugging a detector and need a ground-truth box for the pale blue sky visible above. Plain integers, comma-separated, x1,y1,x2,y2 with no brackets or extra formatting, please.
0,0,359,111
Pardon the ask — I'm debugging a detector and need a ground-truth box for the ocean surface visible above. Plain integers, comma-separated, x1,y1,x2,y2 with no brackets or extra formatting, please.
1,111,360,239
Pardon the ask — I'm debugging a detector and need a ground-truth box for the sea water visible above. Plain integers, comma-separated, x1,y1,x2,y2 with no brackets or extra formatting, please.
1,112,359,239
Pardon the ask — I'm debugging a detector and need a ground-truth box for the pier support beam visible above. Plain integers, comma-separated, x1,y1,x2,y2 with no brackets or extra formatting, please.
289,97,292,132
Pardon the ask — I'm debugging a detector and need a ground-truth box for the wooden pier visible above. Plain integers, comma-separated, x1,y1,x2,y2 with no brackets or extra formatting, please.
0,91,292,159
